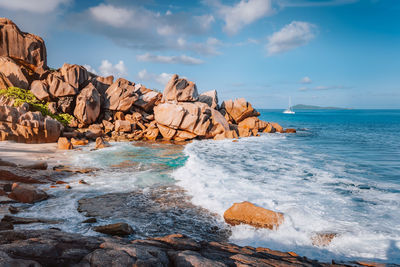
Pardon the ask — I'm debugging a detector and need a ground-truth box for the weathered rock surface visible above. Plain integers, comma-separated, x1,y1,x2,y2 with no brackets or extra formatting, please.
198,90,218,109
104,78,137,112
224,201,284,230
73,83,101,125
30,80,49,101
0,56,29,89
0,18,47,69
162,74,199,102
221,98,260,124
57,137,73,150
60,63,89,90
0,229,347,267
95,136,109,149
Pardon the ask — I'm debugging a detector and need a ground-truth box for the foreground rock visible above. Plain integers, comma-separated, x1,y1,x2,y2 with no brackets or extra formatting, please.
224,201,284,230
0,229,348,266
93,222,134,236
7,183,48,204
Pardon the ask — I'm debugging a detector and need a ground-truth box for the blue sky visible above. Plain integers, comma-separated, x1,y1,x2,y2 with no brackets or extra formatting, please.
1,0,399,108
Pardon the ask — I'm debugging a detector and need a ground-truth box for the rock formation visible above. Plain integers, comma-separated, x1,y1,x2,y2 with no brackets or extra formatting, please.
0,17,295,145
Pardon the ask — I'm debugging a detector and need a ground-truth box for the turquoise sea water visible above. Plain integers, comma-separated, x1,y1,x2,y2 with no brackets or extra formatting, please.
17,109,400,264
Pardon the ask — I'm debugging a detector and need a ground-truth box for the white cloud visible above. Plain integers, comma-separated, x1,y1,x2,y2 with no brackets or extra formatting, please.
216,0,274,35
279,0,358,7
0,0,69,13
266,21,316,55
89,4,136,28
98,60,128,77
194,14,215,31
137,53,204,65
137,69,173,86
83,64,97,75
176,37,223,55
301,76,312,84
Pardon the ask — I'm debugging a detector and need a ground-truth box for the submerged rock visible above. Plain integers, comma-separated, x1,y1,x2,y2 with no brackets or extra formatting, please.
223,201,284,230
78,185,231,242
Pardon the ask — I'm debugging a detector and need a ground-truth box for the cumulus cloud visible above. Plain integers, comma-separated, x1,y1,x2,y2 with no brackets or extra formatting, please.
266,21,316,55
211,0,274,35
301,76,312,84
99,60,128,77
137,69,173,86
83,60,128,78
137,53,204,65
0,0,69,13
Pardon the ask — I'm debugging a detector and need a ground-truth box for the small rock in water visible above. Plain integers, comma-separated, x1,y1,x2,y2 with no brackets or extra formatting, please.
56,181,67,185
0,221,13,230
82,218,97,223
21,161,48,170
311,232,337,247
1,215,59,224
8,183,48,204
65,185,72,190
8,206,19,214
79,179,89,185
93,222,134,236
223,201,284,230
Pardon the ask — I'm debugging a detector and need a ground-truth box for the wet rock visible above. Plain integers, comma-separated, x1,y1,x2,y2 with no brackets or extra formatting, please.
1,215,58,225
8,206,19,214
0,221,13,231
71,138,88,146
78,186,231,242
285,128,297,133
0,251,41,266
169,250,227,267
263,123,276,133
80,248,135,266
93,223,134,236
82,218,97,223
21,161,48,170
162,74,199,102
95,137,109,149
79,179,89,185
311,232,337,247
152,234,201,251
223,201,284,230
57,137,73,150
65,185,72,190
0,159,17,167
7,183,48,204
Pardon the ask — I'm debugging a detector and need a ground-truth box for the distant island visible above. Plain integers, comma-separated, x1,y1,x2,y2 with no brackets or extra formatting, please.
292,104,350,110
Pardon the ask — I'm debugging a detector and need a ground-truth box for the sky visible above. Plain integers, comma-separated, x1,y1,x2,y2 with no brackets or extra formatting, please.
1,0,399,109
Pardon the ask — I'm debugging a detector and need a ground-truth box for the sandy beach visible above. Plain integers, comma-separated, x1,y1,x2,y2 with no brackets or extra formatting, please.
0,141,74,166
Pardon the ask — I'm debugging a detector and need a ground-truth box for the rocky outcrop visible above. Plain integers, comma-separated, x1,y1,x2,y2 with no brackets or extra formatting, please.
223,201,284,230
162,74,199,102
0,229,347,266
0,18,47,69
0,18,293,145
57,137,73,150
73,83,101,125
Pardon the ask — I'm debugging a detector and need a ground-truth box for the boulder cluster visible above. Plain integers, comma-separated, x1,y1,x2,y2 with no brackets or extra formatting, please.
0,17,295,145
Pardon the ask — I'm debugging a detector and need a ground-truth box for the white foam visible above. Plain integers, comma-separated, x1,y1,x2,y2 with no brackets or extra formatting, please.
174,135,400,263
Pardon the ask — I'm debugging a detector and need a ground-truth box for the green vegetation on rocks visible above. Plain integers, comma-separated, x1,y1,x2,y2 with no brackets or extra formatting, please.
0,87,74,126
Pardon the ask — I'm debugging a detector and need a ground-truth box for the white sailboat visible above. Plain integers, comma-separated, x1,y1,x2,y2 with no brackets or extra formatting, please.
283,97,295,114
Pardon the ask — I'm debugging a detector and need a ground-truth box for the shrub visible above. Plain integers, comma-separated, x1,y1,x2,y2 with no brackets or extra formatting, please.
0,87,74,126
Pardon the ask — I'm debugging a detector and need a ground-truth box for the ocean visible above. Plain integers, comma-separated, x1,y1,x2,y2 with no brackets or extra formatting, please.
18,109,400,264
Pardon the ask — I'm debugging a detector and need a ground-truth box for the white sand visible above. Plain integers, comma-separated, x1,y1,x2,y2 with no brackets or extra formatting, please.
0,141,75,166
